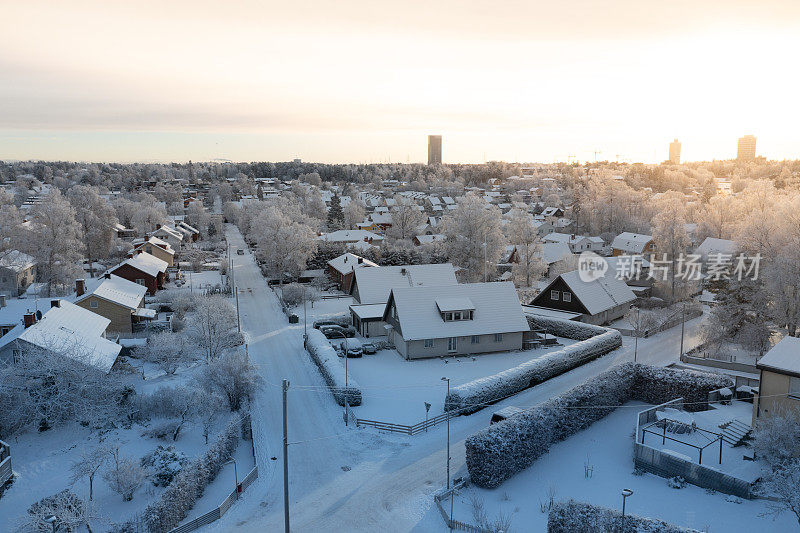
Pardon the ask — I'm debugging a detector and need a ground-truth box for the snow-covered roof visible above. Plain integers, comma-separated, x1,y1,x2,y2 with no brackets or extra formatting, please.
349,303,386,320
327,253,379,275
414,234,446,245
114,252,168,277
543,233,589,245
0,300,121,373
551,270,636,315
611,232,653,254
319,230,383,243
76,275,146,310
537,242,573,265
387,281,529,341
177,221,199,234
153,226,183,241
0,250,35,272
757,337,800,376
695,237,737,259
352,263,458,304
435,296,475,313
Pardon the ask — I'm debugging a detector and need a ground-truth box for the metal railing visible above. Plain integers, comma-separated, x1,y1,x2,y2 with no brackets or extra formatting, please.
355,408,463,436
0,440,11,486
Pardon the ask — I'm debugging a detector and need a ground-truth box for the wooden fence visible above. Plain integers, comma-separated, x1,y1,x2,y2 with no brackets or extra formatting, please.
355,408,463,436
0,440,11,487
433,479,490,533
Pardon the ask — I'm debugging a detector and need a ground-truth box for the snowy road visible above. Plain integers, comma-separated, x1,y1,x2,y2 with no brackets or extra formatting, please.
211,225,710,532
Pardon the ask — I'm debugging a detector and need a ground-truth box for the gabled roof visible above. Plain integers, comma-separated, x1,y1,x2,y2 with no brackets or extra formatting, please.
537,242,573,264
386,282,529,341
611,232,653,254
76,275,147,310
414,234,446,245
132,237,175,256
177,221,199,234
319,230,383,243
326,253,379,275
0,300,121,373
546,270,636,315
352,263,458,304
152,226,183,241
112,252,168,277
0,250,36,272
757,336,800,376
695,237,737,259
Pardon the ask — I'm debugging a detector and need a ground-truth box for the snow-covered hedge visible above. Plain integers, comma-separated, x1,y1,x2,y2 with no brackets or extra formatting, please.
305,329,362,407
445,319,621,414
120,414,242,532
547,500,700,533
465,363,732,488
526,315,610,340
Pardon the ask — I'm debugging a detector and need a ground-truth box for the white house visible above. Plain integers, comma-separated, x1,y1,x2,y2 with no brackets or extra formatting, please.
531,270,636,325
383,282,529,359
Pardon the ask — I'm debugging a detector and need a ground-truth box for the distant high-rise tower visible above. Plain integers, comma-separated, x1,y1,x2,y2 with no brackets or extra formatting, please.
737,135,757,161
428,135,442,165
668,139,681,164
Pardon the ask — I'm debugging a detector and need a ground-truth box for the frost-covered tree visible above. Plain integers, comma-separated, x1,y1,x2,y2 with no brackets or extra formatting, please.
441,193,504,282
387,195,425,242
137,331,193,375
28,190,85,296
343,199,366,230
22,490,95,532
250,207,317,284
103,446,147,501
753,409,800,525
70,444,110,501
186,201,210,234
326,195,344,230
67,185,118,278
191,296,241,363
506,208,547,287
651,192,690,301
197,350,260,411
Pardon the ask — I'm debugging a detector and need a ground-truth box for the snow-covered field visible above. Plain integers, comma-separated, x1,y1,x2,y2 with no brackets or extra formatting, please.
344,343,575,424
448,403,795,532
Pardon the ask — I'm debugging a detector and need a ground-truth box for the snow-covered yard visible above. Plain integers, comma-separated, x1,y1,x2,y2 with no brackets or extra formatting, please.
342,341,575,424
288,293,353,325
448,403,795,532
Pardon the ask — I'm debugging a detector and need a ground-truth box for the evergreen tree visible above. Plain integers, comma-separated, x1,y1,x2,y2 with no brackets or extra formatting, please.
327,195,345,230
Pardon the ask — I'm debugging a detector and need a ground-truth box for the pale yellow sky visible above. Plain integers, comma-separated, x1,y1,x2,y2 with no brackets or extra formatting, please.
1,1,799,163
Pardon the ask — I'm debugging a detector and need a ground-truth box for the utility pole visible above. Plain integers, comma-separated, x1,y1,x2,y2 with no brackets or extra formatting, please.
282,379,290,533
235,287,241,333
679,302,686,357
634,306,640,363
483,241,487,283
441,377,450,489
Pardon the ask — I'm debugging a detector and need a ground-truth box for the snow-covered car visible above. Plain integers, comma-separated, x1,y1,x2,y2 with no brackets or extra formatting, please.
490,406,524,425
361,342,377,355
345,344,363,358
320,325,345,338
237,249,245,255
313,320,339,330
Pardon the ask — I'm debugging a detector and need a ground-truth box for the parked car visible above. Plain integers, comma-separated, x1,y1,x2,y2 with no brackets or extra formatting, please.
361,342,377,355
320,324,356,339
490,406,523,425
237,249,245,255
314,320,339,330
345,340,363,358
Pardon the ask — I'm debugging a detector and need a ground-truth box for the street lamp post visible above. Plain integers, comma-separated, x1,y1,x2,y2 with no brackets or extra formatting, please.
621,488,633,521
224,458,239,497
634,306,640,363
679,302,686,357
333,330,350,425
441,377,451,489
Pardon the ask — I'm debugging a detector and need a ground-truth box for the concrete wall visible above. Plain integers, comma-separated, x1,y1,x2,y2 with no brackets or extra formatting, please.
400,331,524,360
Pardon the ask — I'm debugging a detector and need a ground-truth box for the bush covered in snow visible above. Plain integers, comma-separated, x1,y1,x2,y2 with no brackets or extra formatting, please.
120,413,243,532
445,319,622,414
305,329,362,406
465,363,731,488
547,499,700,532
140,445,189,487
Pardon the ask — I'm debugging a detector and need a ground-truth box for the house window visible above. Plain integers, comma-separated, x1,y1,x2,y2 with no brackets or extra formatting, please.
447,337,457,352
453,311,462,321
562,292,572,303
471,335,480,344
551,290,560,300
424,339,434,348
136,279,145,285
90,300,99,309
12,349,20,363
790,377,800,399
444,312,453,321
494,333,503,342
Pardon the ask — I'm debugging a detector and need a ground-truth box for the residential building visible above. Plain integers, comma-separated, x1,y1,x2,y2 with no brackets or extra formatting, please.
349,263,458,337
0,299,122,373
611,232,656,256
530,270,636,325
428,135,442,165
753,337,800,424
74,274,153,335
695,237,737,263
0,251,36,296
318,229,384,247
383,281,529,359
737,135,757,161
543,233,604,253
326,253,378,292
669,139,681,164
151,225,184,250
108,251,168,296
413,234,446,246
131,236,175,266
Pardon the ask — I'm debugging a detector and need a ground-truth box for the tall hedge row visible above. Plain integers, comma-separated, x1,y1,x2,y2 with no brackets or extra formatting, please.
305,329,362,406
465,363,732,488
444,317,622,414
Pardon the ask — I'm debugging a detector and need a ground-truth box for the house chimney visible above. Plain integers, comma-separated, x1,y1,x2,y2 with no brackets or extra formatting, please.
51,300,60,308
23,312,35,328
0,295,5,308
156,223,162,229
75,279,85,297
358,257,363,264
104,272,111,279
